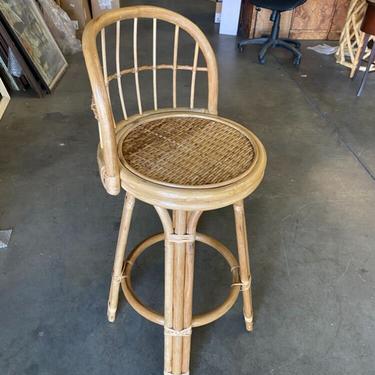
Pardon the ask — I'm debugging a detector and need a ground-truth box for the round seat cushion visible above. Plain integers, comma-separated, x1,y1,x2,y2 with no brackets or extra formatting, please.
118,114,258,189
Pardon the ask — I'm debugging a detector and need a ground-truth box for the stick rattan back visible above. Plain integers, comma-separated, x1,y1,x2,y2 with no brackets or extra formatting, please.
82,6,219,195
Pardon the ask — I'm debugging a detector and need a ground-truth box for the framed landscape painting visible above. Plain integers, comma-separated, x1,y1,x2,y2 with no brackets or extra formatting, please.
0,0,67,91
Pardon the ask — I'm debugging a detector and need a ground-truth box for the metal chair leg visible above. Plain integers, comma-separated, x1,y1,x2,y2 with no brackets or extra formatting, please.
238,37,269,52
281,37,301,49
357,44,375,97
276,39,302,64
258,40,274,64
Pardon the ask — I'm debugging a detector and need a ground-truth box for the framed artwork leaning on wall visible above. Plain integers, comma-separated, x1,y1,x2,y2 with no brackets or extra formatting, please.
0,0,67,92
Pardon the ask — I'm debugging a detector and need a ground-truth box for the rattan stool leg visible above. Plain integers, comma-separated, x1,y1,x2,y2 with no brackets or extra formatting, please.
107,193,135,322
234,201,253,332
171,210,187,374
156,208,200,375
182,211,201,374
351,34,370,79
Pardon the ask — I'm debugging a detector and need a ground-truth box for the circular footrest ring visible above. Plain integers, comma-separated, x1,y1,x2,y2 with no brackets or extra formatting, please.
121,232,241,328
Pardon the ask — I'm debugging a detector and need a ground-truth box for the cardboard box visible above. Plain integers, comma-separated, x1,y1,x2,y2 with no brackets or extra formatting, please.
91,0,120,18
215,1,222,24
60,0,92,38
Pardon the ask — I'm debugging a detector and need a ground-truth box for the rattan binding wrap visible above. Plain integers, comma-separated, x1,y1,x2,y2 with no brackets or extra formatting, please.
120,116,256,188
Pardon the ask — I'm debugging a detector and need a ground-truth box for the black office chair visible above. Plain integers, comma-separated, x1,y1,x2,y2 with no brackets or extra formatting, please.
238,0,307,65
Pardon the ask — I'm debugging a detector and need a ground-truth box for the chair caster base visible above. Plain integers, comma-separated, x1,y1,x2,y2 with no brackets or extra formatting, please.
238,35,302,65
282,38,301,49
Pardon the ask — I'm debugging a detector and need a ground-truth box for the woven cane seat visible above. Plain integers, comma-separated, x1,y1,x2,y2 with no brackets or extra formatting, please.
117,113,258,189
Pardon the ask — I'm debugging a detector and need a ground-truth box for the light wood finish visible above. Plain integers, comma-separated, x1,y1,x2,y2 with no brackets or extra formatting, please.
153,18,158,111
115,111,266,211
354,33,371,76
83,6,267,375
172,25,180,109
133,18,143,115
171,210,186,374
83,6,219,195
351,32,375,76
190,43,199,109
107,192,135,322
289,0,344,40
121,232,242,327
234,200,253,331
116,21,127,120
101,28,109,99
182,211,201,373
157,207,175,373
119,116,256,188
106,65,208,83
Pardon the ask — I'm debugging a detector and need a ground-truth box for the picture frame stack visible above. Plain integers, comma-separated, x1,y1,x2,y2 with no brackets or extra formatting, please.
0,0,68,98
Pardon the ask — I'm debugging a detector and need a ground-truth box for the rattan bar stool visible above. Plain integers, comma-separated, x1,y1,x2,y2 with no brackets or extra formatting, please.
83,6,267,375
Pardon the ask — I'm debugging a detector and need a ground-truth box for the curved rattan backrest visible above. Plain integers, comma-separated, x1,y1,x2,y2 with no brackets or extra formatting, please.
82,6,219,195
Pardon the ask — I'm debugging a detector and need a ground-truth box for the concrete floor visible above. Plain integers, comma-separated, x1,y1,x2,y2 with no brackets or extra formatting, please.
1,1,375,374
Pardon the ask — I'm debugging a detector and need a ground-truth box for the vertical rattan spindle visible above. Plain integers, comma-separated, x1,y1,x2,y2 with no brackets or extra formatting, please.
107,193,135,322
156,207,174,374
181,211,201,373
190,43,199,109
172,25,179,109
234,200,253,331
101,28,110,101
116,21,128,120
133,18,143,114
153,18,158,110
172,210,187,373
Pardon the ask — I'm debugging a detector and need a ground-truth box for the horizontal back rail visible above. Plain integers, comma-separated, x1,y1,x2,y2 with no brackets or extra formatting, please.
106,65,208,82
